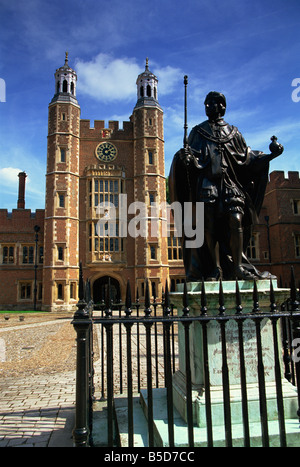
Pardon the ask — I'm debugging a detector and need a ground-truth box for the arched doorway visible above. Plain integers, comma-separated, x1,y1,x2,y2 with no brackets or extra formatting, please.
93,276,121,305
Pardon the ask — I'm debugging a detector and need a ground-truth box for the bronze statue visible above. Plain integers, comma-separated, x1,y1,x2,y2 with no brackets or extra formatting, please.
169,89,283,281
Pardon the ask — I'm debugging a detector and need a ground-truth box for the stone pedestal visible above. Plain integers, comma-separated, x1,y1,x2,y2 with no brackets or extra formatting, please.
170,280,298,431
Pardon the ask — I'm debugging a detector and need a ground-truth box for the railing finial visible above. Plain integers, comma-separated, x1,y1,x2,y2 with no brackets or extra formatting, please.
74,261,88,318
235,278,243,314
200,278,207,315
218,278,226,315
164,279,171,316
252,279,260,313
270,279,276,313
182,279,190,317
144,279,151,316
290,266,299,312
125,279,132,316
79,261,84,301
105,278,112,317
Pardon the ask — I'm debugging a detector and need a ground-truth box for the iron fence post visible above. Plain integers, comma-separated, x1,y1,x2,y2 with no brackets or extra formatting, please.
252,280,269,447
217,279,232,447
163,280,174,447
72,264,92,447
125,279,134,446
181,280,194,447
290,267,300,421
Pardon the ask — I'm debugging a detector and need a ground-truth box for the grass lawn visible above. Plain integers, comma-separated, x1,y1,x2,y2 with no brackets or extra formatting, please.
0,310,46,314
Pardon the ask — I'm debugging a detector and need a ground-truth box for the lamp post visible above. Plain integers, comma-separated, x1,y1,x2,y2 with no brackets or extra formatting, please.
33,225,40,311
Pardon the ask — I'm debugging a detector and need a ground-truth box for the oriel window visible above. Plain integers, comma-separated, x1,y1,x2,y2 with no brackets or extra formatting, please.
168,235,182,260
88,221,121,254
91,178,120,208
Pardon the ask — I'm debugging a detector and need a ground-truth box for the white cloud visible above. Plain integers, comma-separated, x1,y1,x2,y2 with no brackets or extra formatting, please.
75,54,184,103
152,65,182,96
0,168,22,208
0,163,45,210
0,167,22,186
76,54,140,103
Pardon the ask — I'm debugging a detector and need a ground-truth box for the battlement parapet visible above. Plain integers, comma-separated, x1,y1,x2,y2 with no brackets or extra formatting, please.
0,209,45,232
268,170,300,189
80,119,133,140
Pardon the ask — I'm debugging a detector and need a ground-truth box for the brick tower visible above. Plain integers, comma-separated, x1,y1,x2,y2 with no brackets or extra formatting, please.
132,59,169,297
43,52,81,311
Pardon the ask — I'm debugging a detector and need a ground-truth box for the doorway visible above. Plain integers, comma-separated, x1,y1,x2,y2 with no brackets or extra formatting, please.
93,276,121,305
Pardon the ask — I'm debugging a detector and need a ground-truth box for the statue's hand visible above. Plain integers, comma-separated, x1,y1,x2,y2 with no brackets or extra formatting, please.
178,147,193,166
269,136,284,158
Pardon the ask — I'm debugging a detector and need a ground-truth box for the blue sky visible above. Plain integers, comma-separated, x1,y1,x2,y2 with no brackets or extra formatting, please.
0,0,300,210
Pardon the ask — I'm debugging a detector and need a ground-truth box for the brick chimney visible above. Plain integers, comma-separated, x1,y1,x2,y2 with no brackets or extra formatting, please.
17,171,27,209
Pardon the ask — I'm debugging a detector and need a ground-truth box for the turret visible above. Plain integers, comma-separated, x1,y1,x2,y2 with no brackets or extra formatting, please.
51,51,78,105
135,58,161,109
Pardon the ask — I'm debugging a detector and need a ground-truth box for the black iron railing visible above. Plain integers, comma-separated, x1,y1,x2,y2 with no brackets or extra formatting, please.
72,266,300,447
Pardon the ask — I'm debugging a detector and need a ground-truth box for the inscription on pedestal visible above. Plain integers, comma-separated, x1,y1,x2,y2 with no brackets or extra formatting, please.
208,318,276,385
173,281,289,388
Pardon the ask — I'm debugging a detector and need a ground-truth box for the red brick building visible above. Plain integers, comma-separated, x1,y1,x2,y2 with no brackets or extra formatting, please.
0,204,45,311
249,170,300,286
0,55,185,311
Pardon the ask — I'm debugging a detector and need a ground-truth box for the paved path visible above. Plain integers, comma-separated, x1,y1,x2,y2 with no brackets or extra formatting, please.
0,371,76,447
0,317,78,447
0,314,176,447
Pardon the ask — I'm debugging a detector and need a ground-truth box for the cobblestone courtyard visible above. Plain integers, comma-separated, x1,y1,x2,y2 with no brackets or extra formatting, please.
0,314,81,447
0,312,177,447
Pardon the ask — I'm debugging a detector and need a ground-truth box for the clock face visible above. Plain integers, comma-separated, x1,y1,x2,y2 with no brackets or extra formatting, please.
95,142,117,162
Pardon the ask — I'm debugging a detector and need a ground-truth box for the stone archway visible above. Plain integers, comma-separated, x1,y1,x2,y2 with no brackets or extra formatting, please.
92,275,121,305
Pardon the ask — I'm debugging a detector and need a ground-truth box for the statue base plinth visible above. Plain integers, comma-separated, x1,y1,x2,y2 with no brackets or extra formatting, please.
172,370,298,429
170,280,298,430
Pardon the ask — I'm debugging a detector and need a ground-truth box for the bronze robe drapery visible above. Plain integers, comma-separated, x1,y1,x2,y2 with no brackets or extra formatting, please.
169,119,272,281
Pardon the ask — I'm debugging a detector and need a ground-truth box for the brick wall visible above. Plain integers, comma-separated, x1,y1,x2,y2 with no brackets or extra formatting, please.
254,171,300,286
0,209,44,310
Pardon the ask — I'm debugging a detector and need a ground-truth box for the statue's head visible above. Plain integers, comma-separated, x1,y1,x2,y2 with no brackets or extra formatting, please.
204,91,226,118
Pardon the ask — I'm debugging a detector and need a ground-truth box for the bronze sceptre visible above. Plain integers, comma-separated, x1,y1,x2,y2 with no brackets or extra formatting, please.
183,75,192,194
183,75,188,149
183,75,192,169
